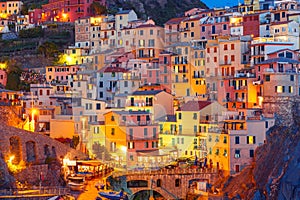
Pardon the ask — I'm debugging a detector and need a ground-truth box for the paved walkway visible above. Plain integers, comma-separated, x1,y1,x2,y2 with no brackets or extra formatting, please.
76,178,102,200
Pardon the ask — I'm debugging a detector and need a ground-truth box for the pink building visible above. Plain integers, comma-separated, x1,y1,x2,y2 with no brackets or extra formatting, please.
28,8,42,25
46,65,80,83
0,69,7,87
41,0,106,22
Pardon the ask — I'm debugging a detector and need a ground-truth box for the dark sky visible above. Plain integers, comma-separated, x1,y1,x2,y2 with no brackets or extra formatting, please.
202,0,240,8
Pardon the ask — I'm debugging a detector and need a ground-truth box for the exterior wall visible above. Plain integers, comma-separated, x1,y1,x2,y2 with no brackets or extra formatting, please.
75,17,91,48
0,69,7,86
6,1,22,15
135,25,165,60
243,14,260,37
46,65,80,83
50,118,75,138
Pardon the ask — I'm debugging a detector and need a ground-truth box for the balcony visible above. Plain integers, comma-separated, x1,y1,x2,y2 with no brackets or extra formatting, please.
165,29,179,34
120,120,152,126
253,80,263,85
172,61,188,65
173,70,188,73
106,87,119,93
179,27,190,32
100,35,109,40
75,9,84,13
173,79,189,83
127,136,158,141
192,75,204,79
234,85,247,90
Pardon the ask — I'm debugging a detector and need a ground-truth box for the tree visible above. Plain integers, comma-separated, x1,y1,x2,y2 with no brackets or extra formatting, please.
38,41,59,58
92,143,112,161
90,2,107,15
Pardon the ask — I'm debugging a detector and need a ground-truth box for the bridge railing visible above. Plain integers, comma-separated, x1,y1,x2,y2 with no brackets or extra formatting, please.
0,187,70,197
113,167,219,177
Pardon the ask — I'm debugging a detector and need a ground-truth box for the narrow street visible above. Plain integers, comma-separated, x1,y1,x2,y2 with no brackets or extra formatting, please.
77,178,102,200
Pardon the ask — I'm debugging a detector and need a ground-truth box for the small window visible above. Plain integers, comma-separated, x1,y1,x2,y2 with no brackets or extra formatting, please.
235,136,240,144
175,179,181,187
250,150,254,158
235,149,241,158
111,116,115,121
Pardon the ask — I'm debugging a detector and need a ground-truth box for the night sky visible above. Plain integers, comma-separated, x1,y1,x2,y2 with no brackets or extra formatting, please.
202,0,241,8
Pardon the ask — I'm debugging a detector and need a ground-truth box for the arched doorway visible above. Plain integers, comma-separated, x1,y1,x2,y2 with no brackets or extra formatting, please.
9,136,21,164
132,190,165,200
26,141,37,163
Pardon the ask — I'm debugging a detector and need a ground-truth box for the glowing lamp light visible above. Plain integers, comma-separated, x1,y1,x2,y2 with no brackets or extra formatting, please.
0,63,7,70
8,155,15,164
62,13,67,19
66,56,73,65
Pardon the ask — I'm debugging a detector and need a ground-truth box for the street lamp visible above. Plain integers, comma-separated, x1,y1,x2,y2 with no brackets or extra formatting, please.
31,108,37,132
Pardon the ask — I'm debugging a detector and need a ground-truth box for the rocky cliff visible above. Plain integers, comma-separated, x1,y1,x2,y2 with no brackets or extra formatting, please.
107,0,208,25
222,98,300,199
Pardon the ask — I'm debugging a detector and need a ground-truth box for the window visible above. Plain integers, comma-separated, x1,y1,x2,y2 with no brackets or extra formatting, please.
214,57,217,62
175,179,180,187
235,136,240,144
250,149,254,158
202,26,205,32
194,125,197,133
265,121,269,128
140,30,144,35
111,116,115,121
289,86,293,93
144,128,148,136
265,75,270,82
231,44,235,50
224,44,228,50
275,86,285,93
144,142,149,148
247,136,256,144
111,128,115,135
235,149,241,158
193,113,197,120
215,148,219,155
223,149,228,157
231,55,235,62
178,113,182,120
191,32,194,37
128,142,135,149
215,136,219,142
96,103,101,110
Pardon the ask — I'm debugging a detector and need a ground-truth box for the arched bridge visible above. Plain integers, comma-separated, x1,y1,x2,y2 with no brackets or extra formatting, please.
109,168,220,200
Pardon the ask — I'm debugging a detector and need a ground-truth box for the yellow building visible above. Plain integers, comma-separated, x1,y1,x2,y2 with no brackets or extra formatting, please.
190,47,207,96
103,111,127,166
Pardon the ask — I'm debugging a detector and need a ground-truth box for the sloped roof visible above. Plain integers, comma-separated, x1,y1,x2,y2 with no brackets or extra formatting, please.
178,101,212,111
258,57,300,64
117,10,132,15
165,17,186,25
131,90,164,96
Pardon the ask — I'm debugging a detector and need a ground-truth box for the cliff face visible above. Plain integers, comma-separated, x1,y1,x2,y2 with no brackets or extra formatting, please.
107,0,208,25
0,154,15,189
222,98,300,199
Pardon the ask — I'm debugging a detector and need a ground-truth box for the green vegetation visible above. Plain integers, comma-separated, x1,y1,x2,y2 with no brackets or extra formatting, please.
90,1,108,15
37,41,59,58
19,27,44,38
108,0,208,26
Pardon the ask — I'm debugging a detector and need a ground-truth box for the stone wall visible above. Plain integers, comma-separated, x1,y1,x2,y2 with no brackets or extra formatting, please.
0,123,88,188
0,123,87,165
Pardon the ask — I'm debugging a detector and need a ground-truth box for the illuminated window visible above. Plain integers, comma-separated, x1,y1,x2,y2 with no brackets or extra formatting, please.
247,136,256,144
275,86,285,93
234,149,240,158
